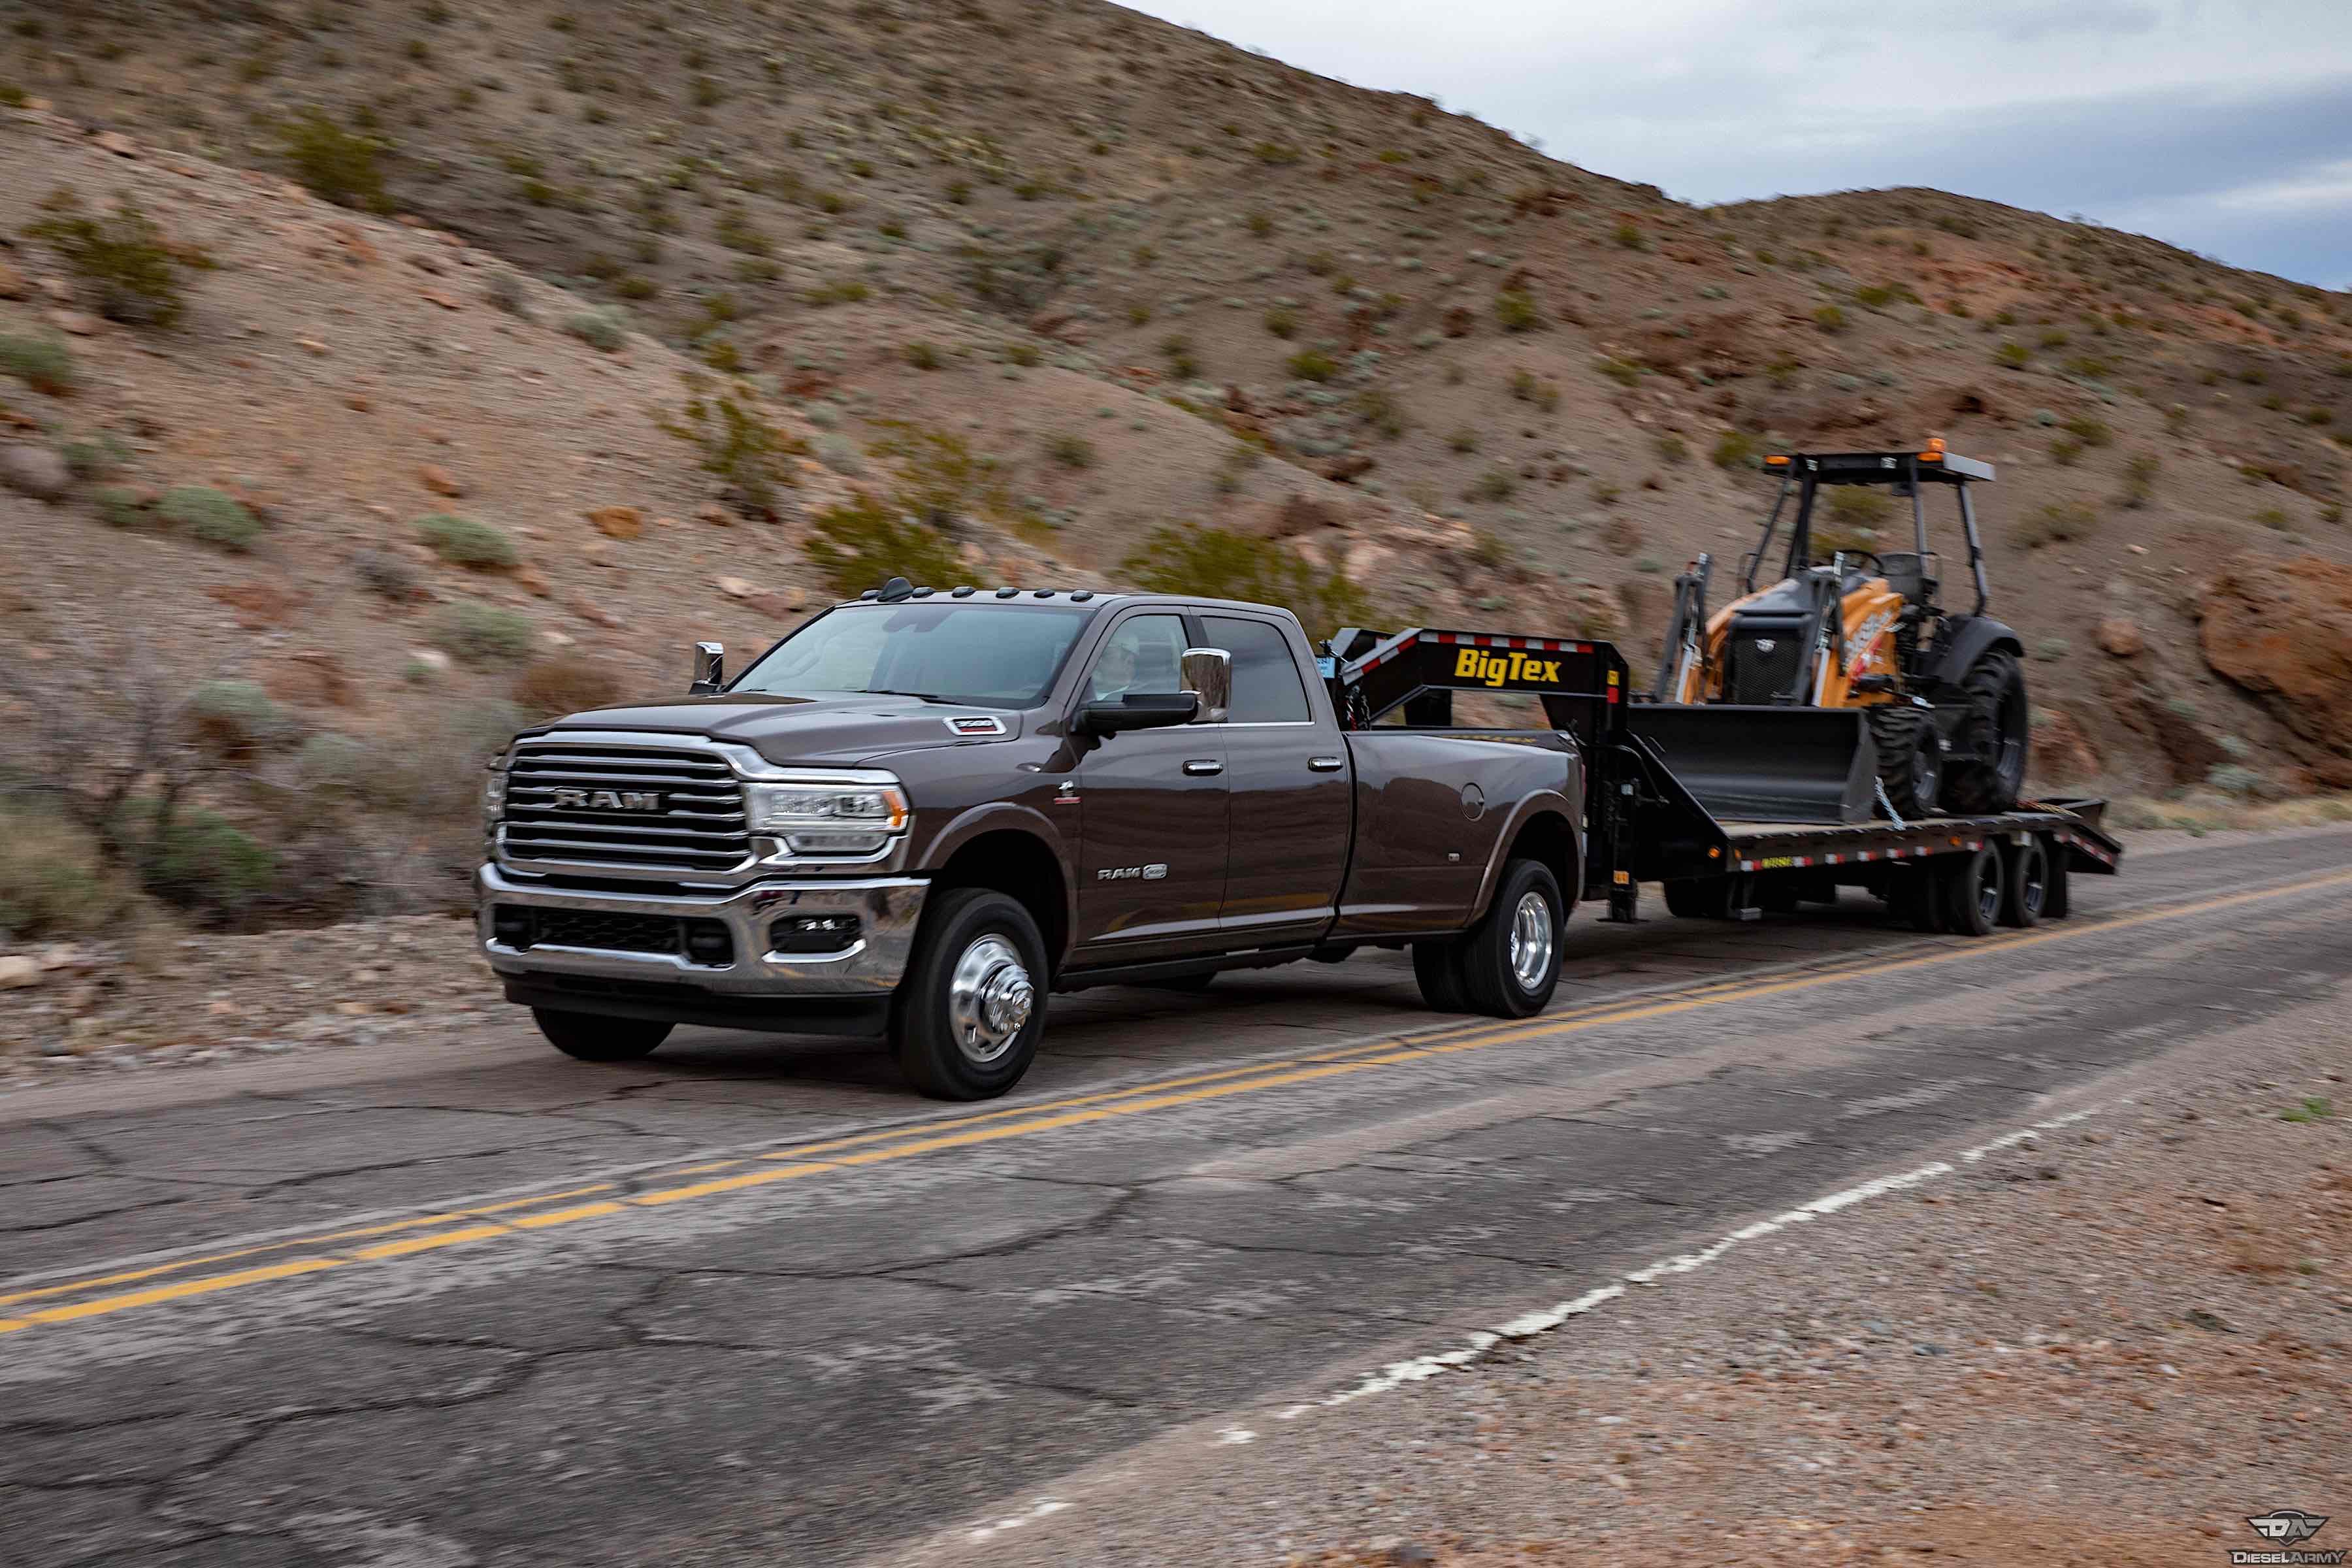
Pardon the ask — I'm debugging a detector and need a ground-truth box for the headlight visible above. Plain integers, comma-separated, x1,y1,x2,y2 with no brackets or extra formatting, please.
744,777,910,857
483,755,509,822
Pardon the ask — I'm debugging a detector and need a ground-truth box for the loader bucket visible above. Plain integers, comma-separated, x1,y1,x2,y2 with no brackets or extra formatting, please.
1625,706,1878,825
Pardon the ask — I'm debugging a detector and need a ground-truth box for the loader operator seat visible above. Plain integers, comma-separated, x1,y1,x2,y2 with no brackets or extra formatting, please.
1872,551,1936,608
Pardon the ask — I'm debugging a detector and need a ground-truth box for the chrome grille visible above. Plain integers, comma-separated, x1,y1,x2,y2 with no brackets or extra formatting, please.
500,743,751,875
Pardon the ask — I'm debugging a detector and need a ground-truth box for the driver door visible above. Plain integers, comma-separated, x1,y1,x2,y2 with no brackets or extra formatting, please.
1071,612,1230,960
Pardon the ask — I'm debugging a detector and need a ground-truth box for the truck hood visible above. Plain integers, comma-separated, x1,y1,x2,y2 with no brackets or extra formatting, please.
534,694,1023,768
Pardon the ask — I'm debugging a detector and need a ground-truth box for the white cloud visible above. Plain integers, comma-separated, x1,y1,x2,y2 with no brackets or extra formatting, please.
1128,0,2352,286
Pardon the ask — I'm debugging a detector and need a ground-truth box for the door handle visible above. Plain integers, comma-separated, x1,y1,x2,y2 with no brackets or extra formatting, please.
1308,755,1345,772
1183,759,1224,776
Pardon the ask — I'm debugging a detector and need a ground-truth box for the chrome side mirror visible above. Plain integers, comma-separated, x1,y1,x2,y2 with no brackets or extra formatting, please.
689,640,725,695
1181,647,1231,724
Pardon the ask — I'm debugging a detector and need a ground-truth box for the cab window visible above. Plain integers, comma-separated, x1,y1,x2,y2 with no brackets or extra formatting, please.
1203,615,1310,724
1085,614,1188,703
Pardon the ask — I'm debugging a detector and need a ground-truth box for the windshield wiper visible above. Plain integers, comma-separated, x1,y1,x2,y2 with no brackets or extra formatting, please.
863,689,957,704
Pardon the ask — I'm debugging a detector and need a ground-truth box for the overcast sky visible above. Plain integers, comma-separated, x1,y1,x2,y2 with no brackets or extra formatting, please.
1126,0,2352,290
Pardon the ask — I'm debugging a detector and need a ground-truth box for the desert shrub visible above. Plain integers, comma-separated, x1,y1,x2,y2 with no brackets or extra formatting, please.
1045,433,1097,470
2255,506,2291,531
1354,387,1404,440
484,271,531,316
352,547,419,599
294,732,370,796
2120,453,2160,508
135,804,277,924
800,494,966,598
157,485,260,551
1447,427,1479,454
904,341,943,370
28,190,192,327
1161,335,1200,380
1264,306,1298,339
1494,287,1541,333
415,513,517,569
1122,525,1369,642
665,392,804,517
1711,430,1758,468
431,600,538,665
1286,348,1338,382
0,802,135,941
1466,468,1516,502
1509,368,1563,412
1654,434,1688,465
284,110,387,210
2062,414,2114,447
512,658,625,719
2048,434,2085,465
95,486,147,529
1593,357,1639,388
1812,304,1847,334
60,433,129,480
805,278,872,307
0,333,76,395
1612,221,1645,250
1822,487,1892,537
1996,342,2031,368
2014,500,2099,548
564,307,628,351
1004,340,1042,368
186,679,297,757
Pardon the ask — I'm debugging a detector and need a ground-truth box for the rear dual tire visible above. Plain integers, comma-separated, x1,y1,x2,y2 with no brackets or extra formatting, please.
1413,858,1565,1018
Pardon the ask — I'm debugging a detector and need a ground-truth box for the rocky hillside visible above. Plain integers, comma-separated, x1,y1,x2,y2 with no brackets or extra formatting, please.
3,0,2351,937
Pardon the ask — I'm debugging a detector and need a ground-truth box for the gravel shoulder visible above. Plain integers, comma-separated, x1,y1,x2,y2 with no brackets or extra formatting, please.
880,996,2352,1568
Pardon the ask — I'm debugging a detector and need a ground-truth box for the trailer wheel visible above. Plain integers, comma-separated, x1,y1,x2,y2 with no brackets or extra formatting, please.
532,1009,672,1063
1756,875,1801,914
1940,847,2004,938
1891,866,1944,933
1456,858,1565,1017
1663,876,1727,919
890,888,1047,1100
1412,940,1471,1012
1999,838,2049,928
2042,836,2072,920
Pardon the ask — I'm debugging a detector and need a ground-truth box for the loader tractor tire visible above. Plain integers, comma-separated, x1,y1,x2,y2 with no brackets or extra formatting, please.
1940,651,2029,815
1868,704,1942,821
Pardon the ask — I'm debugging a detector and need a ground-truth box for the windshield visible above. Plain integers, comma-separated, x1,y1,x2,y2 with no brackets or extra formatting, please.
730,602,1093,708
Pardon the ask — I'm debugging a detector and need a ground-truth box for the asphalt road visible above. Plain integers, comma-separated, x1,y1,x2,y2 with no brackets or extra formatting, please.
6,826,2351,1568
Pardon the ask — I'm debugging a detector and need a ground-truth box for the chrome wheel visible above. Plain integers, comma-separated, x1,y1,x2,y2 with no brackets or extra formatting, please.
1507,889,1554,993
947,934,1034,1065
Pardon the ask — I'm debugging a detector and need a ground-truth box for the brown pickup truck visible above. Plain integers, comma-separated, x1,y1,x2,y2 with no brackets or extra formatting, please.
478,581,1591,1098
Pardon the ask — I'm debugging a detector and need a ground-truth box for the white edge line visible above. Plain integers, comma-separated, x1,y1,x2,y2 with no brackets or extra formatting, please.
1269,1106,2101,1424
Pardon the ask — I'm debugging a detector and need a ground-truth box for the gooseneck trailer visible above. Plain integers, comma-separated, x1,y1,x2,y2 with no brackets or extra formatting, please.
1323,624,2119,936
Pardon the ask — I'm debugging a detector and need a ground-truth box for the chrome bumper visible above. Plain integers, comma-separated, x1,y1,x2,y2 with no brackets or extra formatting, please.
476,864,929,996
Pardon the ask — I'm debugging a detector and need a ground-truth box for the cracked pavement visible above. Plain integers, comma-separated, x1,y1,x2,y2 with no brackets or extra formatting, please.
3,826,2349,1567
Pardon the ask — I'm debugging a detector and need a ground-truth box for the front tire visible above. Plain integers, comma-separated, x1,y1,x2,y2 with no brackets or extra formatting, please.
1868,704,1942,820
891,888,1047,1100
1456,858,1565,1017
532,1009,672,1062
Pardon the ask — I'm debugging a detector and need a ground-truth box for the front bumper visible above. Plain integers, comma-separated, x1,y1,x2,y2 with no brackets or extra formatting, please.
476,864,929,997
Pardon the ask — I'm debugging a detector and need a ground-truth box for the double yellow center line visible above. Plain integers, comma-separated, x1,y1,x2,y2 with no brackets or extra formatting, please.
6,866,2346,1339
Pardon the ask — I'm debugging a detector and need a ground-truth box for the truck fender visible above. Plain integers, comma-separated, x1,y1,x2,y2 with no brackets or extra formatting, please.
919,802,1081,967
1469,791,1582,926
1918,615,2023,693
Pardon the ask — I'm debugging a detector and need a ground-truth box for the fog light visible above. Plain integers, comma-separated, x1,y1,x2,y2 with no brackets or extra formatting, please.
491,906,533,948
769,914,861,955
683,920,734,966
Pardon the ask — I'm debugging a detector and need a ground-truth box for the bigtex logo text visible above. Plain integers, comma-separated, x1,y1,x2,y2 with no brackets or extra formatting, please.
1453,649,1563,688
